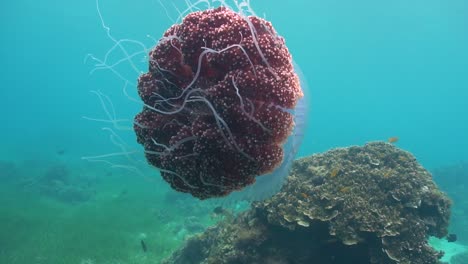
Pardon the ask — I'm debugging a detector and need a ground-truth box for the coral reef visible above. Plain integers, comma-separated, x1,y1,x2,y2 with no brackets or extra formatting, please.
433,161,468,203
134,6,303,199
21,164,95,203
39,165,95,203
432,161,468,243
163,142,451,264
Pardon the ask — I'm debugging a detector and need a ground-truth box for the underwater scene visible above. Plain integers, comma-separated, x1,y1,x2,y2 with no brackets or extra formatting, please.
1,0,467,263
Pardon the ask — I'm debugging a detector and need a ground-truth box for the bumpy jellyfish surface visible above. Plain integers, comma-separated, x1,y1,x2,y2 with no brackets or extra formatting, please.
134,7,304,200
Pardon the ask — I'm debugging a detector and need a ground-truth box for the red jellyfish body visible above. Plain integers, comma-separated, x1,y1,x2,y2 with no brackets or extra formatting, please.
134,7,305,200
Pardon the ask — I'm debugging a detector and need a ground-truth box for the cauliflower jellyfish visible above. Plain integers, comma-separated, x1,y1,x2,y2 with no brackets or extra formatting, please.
84,0,308,202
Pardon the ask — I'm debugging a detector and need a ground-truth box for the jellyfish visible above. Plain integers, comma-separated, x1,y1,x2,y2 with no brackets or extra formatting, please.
133,6,308,200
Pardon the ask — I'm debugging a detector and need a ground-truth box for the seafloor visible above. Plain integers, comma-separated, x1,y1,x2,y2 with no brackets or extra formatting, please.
1,142,467,264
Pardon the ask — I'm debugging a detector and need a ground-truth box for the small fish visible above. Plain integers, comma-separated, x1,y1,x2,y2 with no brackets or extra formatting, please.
115,189,128,200
383,171,392,178
213,206,226,215
447,233,457,242
388,137,399,143
339,186,350,193
56,149,66,155
330,168,340,178
300,193,309,199
140,240,147,252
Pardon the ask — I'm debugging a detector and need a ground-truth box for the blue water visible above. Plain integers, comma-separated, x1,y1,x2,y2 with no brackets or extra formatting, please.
2,0,467,168
1,0,467,263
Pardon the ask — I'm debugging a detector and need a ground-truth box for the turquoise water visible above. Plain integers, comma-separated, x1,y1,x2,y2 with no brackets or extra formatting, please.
1,0,467,263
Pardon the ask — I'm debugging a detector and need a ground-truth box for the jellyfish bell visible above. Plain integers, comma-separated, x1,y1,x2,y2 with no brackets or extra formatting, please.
229,62,309,202
134,6,308,200
85,0,309,201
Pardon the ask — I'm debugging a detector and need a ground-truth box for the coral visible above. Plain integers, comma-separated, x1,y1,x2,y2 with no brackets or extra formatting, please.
433,161,468,192
182,216,206,234
42,164,70,185
163,142,451,264
40,166,70,199
432,161,468,243
22,164,95,204
134,6,303,199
